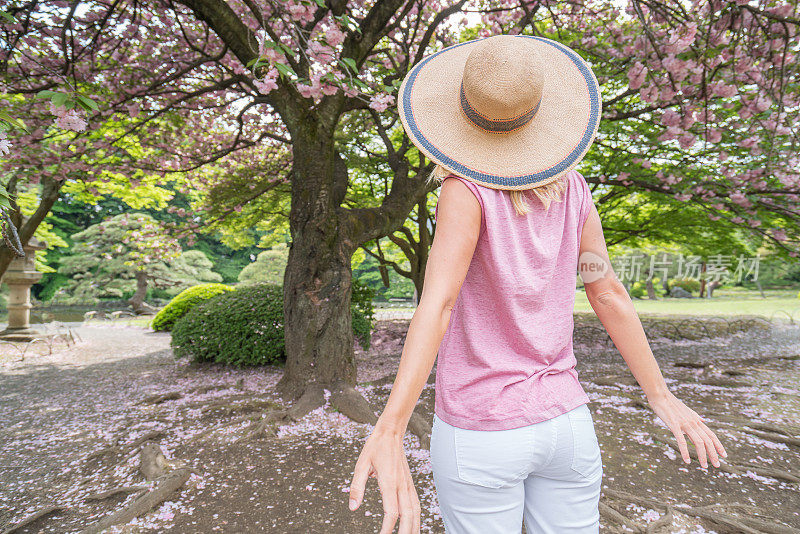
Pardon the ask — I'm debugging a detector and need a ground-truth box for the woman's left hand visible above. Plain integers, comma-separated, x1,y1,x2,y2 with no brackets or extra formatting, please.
348,425,421,533
647,389,728,469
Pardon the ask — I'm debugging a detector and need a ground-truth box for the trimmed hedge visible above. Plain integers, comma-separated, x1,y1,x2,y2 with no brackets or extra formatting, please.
171,280,376,367
151,283,235,332
668,277,701,294
171,284,286,366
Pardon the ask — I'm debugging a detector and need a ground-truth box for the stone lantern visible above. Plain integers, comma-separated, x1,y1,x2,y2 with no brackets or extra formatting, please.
0,237,47,341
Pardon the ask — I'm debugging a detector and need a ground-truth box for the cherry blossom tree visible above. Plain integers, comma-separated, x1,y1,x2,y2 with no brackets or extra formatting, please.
2,0,798,425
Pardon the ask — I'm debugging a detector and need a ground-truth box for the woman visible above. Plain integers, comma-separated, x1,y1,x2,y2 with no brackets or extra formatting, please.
348,34,727,534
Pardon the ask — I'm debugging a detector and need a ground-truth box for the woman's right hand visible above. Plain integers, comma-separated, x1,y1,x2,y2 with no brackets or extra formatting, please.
647,389,728,469
348,425,421,534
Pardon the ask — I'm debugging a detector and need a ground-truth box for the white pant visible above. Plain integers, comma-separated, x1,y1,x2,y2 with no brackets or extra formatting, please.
430,403,603,533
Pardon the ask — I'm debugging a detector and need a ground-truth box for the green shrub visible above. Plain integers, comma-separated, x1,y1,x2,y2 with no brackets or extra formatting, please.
668,277,701,294
171,280,376,366
351,278,376,350
171,283,286,366
151,283,235,331
629,281,646,299
628,278,670,299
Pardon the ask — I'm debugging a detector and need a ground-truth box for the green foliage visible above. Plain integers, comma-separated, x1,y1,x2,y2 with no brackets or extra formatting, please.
55,213,221,304
668,278,701,294
166,250,224,291
35,273,70,302
630,278,667,299
171,284,286,366
172,280,376,367
351,277,376,350
238,244,288,285
151,283,235,332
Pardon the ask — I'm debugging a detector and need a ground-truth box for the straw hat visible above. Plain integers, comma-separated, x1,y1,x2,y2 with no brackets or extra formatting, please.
397,34,602,190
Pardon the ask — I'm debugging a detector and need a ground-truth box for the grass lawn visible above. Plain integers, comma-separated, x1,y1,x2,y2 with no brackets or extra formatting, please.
574,287,800,319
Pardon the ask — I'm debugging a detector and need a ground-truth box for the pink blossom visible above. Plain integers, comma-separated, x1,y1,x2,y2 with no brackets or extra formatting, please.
709,81,737,98
343,84,359,98
706,129,722,143
321,84,339,96
662,55,689,82
308,41,335,64
627,61,646,90
127,102,140,118
369,93,395,112
254,67,279,94
287,2,314,23
753,95,771,113
773,229,788,241
657,125,682,142
661,109,681,127
640,85,659,103
659,86,677,100
325,27,346,47
297,83,320,100
678,133,696,149
55,109,87,131
263,48,286,64
666,22,697,53
730,191,751,207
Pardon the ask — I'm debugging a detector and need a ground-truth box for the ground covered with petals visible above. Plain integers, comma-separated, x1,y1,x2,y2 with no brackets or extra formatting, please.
1,318,798,533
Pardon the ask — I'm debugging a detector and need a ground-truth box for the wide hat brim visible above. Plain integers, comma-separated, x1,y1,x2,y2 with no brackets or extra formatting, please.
397,35,602,190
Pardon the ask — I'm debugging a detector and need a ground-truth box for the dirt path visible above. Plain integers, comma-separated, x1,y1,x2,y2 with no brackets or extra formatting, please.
1,320,799,533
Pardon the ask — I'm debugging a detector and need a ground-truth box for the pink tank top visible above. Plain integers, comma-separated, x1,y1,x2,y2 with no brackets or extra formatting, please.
433,169,594,431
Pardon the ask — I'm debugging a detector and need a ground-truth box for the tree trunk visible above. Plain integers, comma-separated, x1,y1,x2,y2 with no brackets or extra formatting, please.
698,261,707,298
0,176,64,281
129,271,149,313
277,131,358,401
645,267,658,300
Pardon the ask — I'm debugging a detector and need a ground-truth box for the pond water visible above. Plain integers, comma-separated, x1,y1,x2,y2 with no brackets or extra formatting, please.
0,307,129,325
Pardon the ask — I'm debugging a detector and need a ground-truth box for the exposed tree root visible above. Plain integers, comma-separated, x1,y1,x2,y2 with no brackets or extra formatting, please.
330,380,378,425
84,485,149,501
601,488,799,534
741,427,800,448
84,430,165,468
699,377,749,388
139,442,173,481
139,383,243,407
645,505,675,533
407,409,431,450
649,429,799,483
592,375,640,388
1,505,65,534
139,391,182,405
79,468,193,534
673,361,707,368
599,501,645,532
287,382,326,420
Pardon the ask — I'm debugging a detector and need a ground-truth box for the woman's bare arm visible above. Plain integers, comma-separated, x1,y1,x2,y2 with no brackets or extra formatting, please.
579,203,727,469
375,176,481,435
348,176,482,534
578,204,670,402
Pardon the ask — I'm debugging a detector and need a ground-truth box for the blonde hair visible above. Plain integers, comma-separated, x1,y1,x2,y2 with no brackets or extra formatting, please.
427,164,567,215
